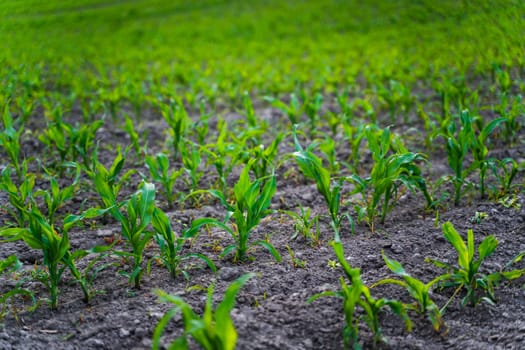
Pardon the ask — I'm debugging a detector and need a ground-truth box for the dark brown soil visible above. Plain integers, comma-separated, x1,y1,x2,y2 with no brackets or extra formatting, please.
1,98,524,350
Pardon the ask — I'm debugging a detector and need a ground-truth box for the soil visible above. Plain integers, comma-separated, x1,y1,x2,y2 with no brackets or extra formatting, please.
0,95,525,350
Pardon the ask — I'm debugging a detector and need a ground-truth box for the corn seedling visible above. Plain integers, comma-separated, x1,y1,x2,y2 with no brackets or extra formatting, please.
240,132,284,181
281,207,320,247
341,122,367,172
377,79,414,123
123,113,146,156
151,207,216,279
427,222,525,308
0,162,35,227
309,242,411,349
34,170,79,225
488,158,519,198
0,255,36,320
202,118,240,193
95,179,156,288
159,98,189,161
88,145,136,201
468,114,506,199
292,127,350,240
264,93,302,125
285,245,306,269
319,136,340,173
186,165,280,262
0,103,25,179
304,92,323,137
152,273,254,350
181,139,204,195
350,127,433,232
38,108,103,171
441,110,474,206
145,152,183,209
0,206,106,309
494,93,523,144
375,252,445,332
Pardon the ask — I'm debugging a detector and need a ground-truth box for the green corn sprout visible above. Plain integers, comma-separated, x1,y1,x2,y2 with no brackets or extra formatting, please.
427,222,525,308
468,115,506,199
375,252,445,332
159,98,189,161
309,242,411,349
95,179,156,288
0,206,106,309
489,158,519,198
441,110,473,206
281,206,320,247
191,99,211,144
88,145,136,201
181,139,204,195
264,93,302,125
123,113,146,156
186,165,280,262
0,255,36,320
34,171,79,225
0,103,24,179
319,135,339,173
350,127,433,232
304,92,323,136
38,107,103,171
292,126,349,240
145,152,183,209
239,132,284,181
377,79,414,122
0,162,35,227
151,207,216,279
201,119,239,193
494,93,523,144
152,273,254,350
341,122,367,172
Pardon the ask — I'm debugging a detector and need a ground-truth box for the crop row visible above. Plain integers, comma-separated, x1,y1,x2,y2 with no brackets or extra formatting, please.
1,74,525,347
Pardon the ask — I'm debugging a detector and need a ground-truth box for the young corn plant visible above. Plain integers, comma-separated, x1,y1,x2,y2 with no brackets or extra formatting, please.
427,222,525,308
350,127,433,232
151,208,216,279
0,103,25,180
34,172,79,225
304,92,324,137
152,273,254,350
159,98,189,161
123,113,147,156
181,139,204,195
441,110,474,206
264,93,302,125
87,145,136,202
0,255,36,320
376,79,414,123
281,206,321,247
0,206,105,309
201,118,240,193
239,132,284,181
494,93,523,144
488,158,519,199
309,242,411,349
145,152,184,209
186,165,280,262
95,179,156,288
0,162,35,227
468,115,507,199
374,253,446,332
292,127,350,240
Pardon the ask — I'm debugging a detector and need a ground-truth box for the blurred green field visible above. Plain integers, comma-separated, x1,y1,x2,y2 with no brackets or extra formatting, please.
0,0,524,103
